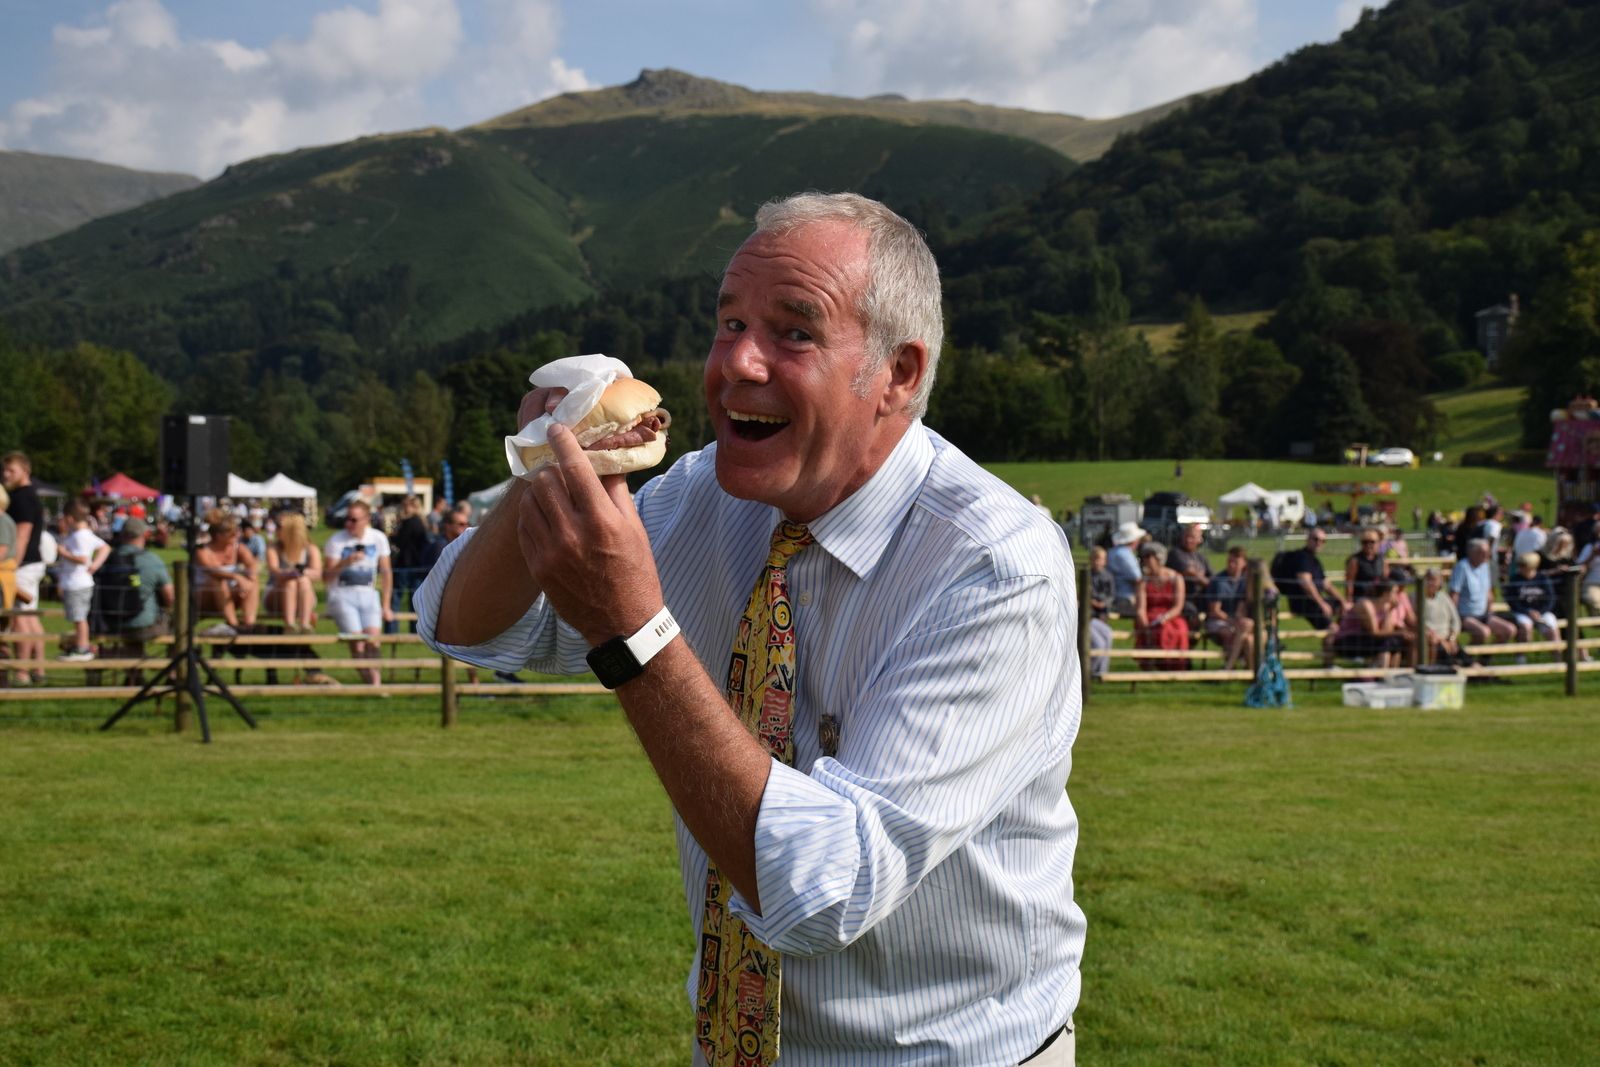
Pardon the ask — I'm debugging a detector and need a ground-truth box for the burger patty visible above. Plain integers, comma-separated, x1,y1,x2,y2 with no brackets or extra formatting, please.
585,407,670,451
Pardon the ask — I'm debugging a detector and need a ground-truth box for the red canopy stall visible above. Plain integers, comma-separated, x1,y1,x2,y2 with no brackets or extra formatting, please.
95,472,161,500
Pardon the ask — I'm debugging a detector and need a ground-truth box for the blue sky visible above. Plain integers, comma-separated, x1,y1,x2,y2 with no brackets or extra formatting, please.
0,0,1372,177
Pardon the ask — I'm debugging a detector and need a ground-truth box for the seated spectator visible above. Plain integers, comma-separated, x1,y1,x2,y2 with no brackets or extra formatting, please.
1578,536,1600,616
1166,523,1212,630
1134,541,1189,671
90,518,174,647
1540,529,1576,575
1502,552,1560,656
1085,545,1114,680
1330,578,1413,668
54,501,111,662
1107,521,1144,616
1380,524,1410,562
1511,515,1548,560
265,513,323,634
240,519,268,568
1449,538,1515,655
1345,529,1389,601
1274,529,1346,632
1203,547,1254,670
195,511,260,637
1420,568,1467,666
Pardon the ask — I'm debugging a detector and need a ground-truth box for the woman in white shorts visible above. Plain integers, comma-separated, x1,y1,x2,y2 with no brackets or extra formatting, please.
323,501,394,685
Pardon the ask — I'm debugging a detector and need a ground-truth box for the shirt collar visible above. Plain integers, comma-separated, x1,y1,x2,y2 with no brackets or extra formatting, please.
792,421,934,581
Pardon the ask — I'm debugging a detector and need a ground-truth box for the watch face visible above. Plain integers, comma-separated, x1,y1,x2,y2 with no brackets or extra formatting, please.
587,638,641,689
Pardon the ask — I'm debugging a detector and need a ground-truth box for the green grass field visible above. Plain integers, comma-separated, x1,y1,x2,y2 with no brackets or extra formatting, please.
3,684,1596,1065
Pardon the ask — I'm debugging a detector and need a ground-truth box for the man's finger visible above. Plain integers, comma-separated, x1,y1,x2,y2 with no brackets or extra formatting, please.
602,474,638,521
548,424,611,511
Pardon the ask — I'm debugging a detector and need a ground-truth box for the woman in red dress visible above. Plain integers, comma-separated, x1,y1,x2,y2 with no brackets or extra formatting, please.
1135,541,1190,670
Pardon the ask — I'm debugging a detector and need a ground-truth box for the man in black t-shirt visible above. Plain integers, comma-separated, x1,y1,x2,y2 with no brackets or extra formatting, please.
3,450,47,684
1273,529,1348,631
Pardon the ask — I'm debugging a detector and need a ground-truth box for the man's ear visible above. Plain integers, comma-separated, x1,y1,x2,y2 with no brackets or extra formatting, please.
878,340,929,417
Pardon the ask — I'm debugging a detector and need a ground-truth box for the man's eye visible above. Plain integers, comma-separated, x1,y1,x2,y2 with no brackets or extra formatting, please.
722,318,745,333
784,328,812,342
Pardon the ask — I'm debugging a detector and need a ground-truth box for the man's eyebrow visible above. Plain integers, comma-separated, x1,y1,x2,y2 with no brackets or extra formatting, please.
779,298,821,322
717,291,736,309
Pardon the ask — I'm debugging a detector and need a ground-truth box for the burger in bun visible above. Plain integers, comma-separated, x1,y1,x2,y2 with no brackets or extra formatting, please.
506,359,671,478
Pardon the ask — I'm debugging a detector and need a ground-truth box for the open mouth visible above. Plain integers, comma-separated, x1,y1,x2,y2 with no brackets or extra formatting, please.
728,410,789,442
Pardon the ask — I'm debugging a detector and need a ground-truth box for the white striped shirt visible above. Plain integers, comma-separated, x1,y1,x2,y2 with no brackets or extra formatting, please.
416,422,1086,1066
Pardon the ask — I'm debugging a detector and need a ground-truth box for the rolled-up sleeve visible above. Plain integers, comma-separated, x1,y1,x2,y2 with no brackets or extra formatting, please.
729,572,1075,956
413,528,591,675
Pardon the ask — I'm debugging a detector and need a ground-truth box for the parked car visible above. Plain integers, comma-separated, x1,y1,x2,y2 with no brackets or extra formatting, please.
1369,447,1416,467
1142,491,1212,546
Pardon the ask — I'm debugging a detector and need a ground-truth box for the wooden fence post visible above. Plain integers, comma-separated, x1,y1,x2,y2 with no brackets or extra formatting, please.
441,654,458,727
1076,564,1092,699
1566,570,1580,698
173,563,191,734
1250,559,1267,670
1412,571,1428,668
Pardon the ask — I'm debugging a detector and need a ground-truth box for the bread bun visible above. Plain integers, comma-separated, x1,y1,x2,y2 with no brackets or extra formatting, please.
513,377,669,476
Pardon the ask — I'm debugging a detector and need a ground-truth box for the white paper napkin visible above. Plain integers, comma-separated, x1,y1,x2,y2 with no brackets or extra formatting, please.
504,354,634,480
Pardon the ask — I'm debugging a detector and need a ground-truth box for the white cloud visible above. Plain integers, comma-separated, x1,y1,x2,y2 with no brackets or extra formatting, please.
0,0,585,178
811,0,1259,117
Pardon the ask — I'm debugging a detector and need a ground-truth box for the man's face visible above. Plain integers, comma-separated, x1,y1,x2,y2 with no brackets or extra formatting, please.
1226,553,1247,577
1306,532,1326,554
1469,543,1489,566
1,458,25,489
440,515,465,542
705,220,915,523
1182,525,1203,551
346,507,371,534
1425,573,1441,595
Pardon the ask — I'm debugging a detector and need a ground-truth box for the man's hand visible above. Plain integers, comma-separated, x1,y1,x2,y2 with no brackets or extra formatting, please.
519,385,567,427
517,422,662,646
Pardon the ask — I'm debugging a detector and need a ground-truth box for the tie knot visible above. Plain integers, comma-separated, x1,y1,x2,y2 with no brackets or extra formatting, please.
767,520,813,566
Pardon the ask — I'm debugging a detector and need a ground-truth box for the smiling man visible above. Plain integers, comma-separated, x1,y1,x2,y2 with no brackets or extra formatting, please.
417,193,1085,1066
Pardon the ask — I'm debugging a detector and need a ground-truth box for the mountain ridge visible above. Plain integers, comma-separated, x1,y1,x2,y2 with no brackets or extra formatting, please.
0,149,200,253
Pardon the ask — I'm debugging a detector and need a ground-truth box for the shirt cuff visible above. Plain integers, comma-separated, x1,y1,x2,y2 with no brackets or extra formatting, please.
726,759,861,957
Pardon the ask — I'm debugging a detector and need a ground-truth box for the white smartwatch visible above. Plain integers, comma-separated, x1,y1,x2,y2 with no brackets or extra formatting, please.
585,605,680,689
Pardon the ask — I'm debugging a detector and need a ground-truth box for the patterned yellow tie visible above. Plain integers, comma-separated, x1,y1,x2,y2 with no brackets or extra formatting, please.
695,520,814,1067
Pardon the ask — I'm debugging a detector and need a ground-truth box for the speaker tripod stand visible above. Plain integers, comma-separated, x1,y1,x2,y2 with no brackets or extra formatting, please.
100,500,257,742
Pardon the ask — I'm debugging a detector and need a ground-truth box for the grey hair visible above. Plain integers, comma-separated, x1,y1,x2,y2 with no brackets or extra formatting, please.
752,192,944,418
1138,541,1168,564
1466,538,1491,555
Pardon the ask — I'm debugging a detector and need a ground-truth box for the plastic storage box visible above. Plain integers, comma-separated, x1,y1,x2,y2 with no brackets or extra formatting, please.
1342,682,1416,708
1403,671,1465,710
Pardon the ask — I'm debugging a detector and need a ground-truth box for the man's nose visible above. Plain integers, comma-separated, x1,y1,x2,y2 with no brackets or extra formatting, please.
721,330,770,384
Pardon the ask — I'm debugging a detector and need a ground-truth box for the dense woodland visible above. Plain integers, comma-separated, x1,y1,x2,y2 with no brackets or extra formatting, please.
2,0,1597,496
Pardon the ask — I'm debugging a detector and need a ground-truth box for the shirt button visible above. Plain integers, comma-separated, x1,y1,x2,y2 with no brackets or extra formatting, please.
797,592,812,606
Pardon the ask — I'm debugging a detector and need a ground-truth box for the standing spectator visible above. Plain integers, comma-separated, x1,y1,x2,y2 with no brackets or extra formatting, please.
389,495,431,623
426,497,450,537
3,451,48,684
1502,552,1560,657
323,500,394,685
195,512,260,637
240,519,268,569
1480,505,1506,568
1511,516,1548,559
0,484,16,613
1203,547,1255,670
421,507,466,570
1165,523,1212,631
1107,521,1144,616
1085,545,1114,680
1574,502,1600,553
265,512,323,634
54,501,111,661
1274,529,1346,631
1344,529,1389,601
1449,538,1515,656
1420,568,1466,666
1135,541,1189,670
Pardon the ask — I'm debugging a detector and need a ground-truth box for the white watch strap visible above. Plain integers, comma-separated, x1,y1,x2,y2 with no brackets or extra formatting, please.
623,605,679,667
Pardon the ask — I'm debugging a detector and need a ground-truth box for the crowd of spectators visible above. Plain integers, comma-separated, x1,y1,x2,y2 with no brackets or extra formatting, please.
2,479,478,686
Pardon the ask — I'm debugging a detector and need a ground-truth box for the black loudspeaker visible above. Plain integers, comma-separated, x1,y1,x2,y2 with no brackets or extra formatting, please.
161,414,231,497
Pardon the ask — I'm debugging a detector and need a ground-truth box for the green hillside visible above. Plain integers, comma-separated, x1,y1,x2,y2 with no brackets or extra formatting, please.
0,112,1070,363
0,150,198,254
479,67,1210,163
1431,382,1528,462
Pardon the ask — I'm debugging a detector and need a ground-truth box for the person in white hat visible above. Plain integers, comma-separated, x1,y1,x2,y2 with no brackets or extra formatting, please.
1108,520,1146,615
